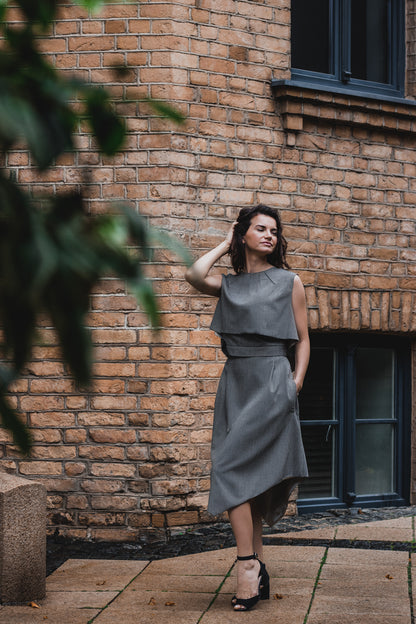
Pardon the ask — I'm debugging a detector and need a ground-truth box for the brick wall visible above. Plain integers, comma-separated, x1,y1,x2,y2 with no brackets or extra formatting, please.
1,1,416,540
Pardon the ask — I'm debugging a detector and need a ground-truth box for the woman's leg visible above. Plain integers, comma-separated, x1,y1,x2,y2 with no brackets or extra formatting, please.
228,502,261,608
228,502,255,557
250,500,264,560
228,500,263,557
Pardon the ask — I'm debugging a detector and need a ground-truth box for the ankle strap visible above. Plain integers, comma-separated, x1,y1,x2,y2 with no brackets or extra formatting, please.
236,553,257,561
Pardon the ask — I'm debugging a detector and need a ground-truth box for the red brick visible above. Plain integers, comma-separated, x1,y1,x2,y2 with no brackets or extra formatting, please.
19,461,62,476
91,496,137,510
31,446,77,460
81,480,124,493
166,511,199,526
79,446,125,461
77,412,126,427
90,463,136,478
65,463,86,476
90,396,137,410
89,429,136,444
68,36,115,52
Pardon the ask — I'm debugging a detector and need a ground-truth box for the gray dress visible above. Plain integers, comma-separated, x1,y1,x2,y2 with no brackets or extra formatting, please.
208,267,308,527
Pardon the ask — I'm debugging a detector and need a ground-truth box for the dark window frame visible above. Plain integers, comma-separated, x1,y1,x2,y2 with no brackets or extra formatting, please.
291,0,405,99
297,333,411,514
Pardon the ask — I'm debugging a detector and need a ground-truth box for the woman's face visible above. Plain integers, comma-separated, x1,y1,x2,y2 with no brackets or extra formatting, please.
242,213,278,255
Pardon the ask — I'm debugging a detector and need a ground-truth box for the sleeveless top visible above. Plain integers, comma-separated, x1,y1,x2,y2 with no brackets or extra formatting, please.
210,267,298,344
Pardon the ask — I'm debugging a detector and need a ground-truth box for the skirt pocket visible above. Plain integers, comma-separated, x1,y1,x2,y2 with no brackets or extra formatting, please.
286,365,298,409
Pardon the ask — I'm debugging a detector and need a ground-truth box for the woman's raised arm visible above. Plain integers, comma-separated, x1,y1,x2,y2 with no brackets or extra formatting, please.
185,223,235,296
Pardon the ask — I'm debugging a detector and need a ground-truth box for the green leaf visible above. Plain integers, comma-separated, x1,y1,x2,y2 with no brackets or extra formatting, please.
0,173,38,370
76,0,122,12
0,391,32,455
150,227,192,267
85,87,126,155
0,1,7,23
95,215,130,249
118,205,149,249
0,90,34,145
145,98,186,124
46,293,93,386
0,365,17,391
15,0,59,27
0,43,77,168
128,278,159,327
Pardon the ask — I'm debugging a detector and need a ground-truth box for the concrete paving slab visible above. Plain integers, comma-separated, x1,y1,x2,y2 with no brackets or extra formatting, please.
94,589,213,624
260,546,324,581
315,576,409,599
128,573,222,593
309,594,410,616
263,545,326,562
336,525,412,542
43,590,118,608
142,548,235,576
320,563,409,582
202,611,307,624
267,560,321,579
353,516,413,529
325,547,408,566
46,559,148,592
266,528,336,540
201,592,309,623
98,612,205,624
308,615,411,624
0,606,100,624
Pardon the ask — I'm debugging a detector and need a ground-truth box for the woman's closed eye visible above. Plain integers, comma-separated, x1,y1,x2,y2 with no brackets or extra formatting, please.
256,226,277,235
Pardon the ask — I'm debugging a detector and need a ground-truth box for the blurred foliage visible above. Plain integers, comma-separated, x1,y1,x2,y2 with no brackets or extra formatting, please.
0,0,189,453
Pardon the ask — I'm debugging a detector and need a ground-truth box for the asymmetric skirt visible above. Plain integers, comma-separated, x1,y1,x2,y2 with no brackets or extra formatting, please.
207,335,308,527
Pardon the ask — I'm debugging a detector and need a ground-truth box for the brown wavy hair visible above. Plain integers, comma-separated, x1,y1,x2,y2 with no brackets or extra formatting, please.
230,204,289,274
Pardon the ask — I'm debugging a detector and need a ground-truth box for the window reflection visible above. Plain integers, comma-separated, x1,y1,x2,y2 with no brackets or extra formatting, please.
291,0,330,74
351,0,389,83
356,423,394,494
356,348,394,421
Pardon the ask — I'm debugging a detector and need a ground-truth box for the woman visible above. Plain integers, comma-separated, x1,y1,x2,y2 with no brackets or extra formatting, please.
185,204,309,612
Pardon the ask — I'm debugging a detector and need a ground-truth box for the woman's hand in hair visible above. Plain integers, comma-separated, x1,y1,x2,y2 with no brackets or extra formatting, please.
224,221,238,248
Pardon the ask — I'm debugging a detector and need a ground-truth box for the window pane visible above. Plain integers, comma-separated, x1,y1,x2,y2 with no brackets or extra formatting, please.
291,0,330,74
299,348,335,421
356,348,394,420
356,423,394,494
299,425,336,499
351,0,389,83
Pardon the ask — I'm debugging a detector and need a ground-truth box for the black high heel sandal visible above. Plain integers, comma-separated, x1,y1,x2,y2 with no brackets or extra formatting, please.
232,553,264,612
259,560,270,600
231,554,270,605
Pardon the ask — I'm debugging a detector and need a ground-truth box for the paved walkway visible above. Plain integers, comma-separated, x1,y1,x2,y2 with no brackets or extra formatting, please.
0,516,414,623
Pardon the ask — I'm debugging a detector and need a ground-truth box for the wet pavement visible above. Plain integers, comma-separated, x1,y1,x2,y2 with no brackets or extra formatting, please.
1,511,415,623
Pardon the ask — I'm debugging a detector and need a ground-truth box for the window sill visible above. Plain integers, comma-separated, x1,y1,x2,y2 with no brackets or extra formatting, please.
271,80,416,139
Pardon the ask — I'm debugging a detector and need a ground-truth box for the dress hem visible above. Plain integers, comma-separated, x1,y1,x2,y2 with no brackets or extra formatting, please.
207,474,308,527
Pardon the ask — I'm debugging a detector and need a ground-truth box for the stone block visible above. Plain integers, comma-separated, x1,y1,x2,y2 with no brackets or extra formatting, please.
0,473,46,604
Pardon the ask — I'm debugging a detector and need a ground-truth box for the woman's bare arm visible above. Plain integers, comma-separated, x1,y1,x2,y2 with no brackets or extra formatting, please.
185,224,235,296
292,275,310,394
